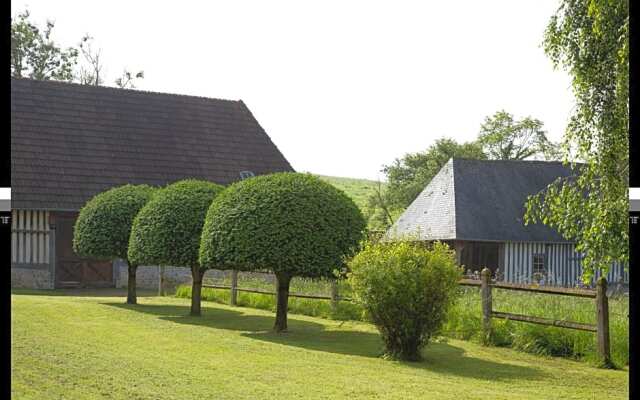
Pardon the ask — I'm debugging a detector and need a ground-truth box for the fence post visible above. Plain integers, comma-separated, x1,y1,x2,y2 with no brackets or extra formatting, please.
158,266,165,296
596,277,612,367
330,279,339,313
230,270,238,306
481,267,492,344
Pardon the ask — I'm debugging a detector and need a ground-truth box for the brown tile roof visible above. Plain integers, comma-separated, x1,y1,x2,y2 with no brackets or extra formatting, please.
11,78,294,210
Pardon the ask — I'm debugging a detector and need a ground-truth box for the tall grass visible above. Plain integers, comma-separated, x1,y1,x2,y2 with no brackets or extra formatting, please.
175,277,628,367
443,287,629,367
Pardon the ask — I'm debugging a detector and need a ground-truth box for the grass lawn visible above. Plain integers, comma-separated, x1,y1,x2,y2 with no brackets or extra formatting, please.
12,291,628,400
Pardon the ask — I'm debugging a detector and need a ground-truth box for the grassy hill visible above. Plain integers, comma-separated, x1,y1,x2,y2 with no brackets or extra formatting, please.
315,175,385,212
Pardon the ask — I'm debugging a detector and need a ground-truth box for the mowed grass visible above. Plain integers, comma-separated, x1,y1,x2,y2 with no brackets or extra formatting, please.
12,292,628,400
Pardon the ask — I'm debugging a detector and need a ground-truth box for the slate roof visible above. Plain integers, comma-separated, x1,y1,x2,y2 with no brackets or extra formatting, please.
11,78,294,210
388,158,579,243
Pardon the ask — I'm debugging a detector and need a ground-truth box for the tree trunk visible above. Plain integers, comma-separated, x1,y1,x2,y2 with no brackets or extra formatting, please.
190,265,205,316
127,263,137,305
274,273,291,332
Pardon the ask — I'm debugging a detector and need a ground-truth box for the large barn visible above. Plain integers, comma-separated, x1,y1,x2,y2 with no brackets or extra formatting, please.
387,158,627,287
11,78,294,289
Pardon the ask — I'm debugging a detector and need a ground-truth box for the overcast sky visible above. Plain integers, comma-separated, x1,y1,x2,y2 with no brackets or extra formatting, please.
12,0,575,181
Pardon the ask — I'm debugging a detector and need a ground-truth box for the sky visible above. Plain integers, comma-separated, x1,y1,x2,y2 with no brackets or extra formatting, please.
12,0,575,181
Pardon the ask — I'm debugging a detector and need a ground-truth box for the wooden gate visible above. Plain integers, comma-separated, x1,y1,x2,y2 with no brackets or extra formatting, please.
54,212,113,288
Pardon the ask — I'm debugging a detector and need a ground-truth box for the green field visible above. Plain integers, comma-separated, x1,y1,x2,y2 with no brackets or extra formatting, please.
315,175,384,212
12,291,628,400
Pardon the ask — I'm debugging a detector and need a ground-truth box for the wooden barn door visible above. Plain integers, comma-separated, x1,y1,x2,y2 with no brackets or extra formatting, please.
54,212,114,288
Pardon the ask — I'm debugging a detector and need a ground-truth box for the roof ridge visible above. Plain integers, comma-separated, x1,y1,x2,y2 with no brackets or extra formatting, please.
451,158,583,165
11,77,241,104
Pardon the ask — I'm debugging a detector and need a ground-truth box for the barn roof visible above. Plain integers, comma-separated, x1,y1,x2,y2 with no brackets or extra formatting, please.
11,78,294,210
388,158,579,243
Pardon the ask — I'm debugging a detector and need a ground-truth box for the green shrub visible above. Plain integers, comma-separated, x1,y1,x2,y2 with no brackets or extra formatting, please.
128,179,224,315
348,241,462,361
73,184,156,304
199,172,366,331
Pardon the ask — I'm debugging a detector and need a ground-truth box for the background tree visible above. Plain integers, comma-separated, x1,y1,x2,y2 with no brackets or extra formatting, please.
365,138,485,229
115,70,145,89
73,184,156,304
77,35,103,86
199,173,366,332
478,110,560,160
128,180,224,316
11,10,144,88
525,0,628,282
10,10,78,81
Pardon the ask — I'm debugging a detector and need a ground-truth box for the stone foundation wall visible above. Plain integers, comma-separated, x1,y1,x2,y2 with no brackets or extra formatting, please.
11,268,54,289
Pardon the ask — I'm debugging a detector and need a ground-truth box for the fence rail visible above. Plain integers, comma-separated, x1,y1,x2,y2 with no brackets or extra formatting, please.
459,278,597,298
476,267,611,366
202,283,353,303
202,268,612,366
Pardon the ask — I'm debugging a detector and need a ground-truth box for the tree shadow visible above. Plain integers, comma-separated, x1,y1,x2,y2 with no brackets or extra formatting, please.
104,302,325,333
412,341,548,381
104,302,546,381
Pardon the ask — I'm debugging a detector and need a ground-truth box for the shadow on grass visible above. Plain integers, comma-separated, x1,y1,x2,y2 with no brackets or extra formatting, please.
12,288,159,298
415,341,548,381
104,302,545,381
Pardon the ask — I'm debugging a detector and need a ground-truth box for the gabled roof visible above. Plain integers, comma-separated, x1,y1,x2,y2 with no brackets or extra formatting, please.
11,78,294,210
388,158,578,243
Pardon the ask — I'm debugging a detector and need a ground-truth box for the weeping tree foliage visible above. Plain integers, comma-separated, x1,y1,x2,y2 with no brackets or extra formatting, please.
73,184,156,304
525,0,629,282
128,180,224,315
200,173,366,332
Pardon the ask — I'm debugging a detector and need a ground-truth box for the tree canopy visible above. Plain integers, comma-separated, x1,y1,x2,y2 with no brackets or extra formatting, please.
478,110,560,161
11,9,144,88
128,180,224,269
73,184,156,304
525,0,629,281
199,172,366,330
73,184,156,261
200,172,366,277
10,10,78,81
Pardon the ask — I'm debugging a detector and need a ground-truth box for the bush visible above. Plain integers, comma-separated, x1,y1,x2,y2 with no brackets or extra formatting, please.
348,241,462,361
128,179,225,315
73,184,156,304
199,172,366,331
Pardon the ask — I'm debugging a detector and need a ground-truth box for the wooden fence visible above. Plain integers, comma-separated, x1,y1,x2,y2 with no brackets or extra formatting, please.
461,268,611,366
203,267,612,366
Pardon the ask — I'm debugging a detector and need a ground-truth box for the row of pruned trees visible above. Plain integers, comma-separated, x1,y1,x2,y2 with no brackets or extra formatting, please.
73,173,366,332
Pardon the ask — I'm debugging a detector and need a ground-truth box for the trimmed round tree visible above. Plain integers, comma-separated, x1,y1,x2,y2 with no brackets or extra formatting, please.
73,184,157,304
199,172,366,332
128,179,224,316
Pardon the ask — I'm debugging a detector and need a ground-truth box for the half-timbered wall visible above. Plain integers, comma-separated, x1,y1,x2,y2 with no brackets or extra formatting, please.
502,241,627,286
11,209,51,266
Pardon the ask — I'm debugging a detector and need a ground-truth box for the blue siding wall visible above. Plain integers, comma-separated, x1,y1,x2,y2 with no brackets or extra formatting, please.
502,242,627,287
